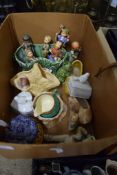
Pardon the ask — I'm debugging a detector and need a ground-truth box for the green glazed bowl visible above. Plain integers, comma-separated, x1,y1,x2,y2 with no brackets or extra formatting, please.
14,44,68,73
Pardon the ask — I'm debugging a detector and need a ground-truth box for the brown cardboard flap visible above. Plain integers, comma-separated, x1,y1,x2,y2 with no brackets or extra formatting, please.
10,13,87,44
0,136,117,159
0,16,18,121
81,17,117,139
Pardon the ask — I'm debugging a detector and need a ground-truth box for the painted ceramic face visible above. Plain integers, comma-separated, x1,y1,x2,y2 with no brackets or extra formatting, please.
71,41,80,50
26,49,33,59
19,77,30,89
44,35,51,44
61,31,67,37
55,41,62,49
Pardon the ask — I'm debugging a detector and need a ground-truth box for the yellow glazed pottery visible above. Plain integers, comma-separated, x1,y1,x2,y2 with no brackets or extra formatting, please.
72,60,83,76
64,60,83,94
34,93,67,128
10,63,60,96
34,93,55,116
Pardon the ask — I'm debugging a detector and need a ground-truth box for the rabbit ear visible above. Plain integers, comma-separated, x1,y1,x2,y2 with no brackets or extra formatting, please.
0,120,8,127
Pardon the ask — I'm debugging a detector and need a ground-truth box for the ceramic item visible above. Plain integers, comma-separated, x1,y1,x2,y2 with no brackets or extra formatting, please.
91,166,106,175
0,120,8,127
106,159,117,175
82,169,92,175
11,91,33,115
63,167,82,175
68,97,80,131
10,63,60,96
25,49,38,62
68,77,92,99
64,60,83,94
33,92,60,117
72,60,83,76
6,115,44,144
55,62,72,83
15,44,68,72
35,94,54,115
42,35,52,57
75,73,90,83
56,25,70,46
78,99,92,124
44,127,94,143
40,94,60,119
36,95,67,128
69,41,81,62
48,41,63,62
22,34,34,53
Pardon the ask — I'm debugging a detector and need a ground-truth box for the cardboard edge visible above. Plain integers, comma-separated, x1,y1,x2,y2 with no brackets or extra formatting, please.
97,28,115,63
0,135,117,158
97,28,117,79
0,14,19,46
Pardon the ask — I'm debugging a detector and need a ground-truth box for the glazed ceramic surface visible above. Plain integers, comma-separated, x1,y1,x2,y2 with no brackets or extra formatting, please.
11,63,60,96
68,78,92,99
34,93,55,115
11,91,33,115
72,60,83,76
15,44,68,72
6,115,38,143
40,94,60,118
35,94,67,128
33,92,60,118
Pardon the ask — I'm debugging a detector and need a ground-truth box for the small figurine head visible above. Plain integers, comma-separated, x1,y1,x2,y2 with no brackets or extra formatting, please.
23,34,32,43
25,49,34,60
71,41,80,50
59,25,69,37
44,35,52,44
61,28,69,37
55,41,62,49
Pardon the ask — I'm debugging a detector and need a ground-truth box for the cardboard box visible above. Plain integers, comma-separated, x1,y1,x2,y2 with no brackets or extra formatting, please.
97,27,117,80
97,27,116,63
0,13,117,159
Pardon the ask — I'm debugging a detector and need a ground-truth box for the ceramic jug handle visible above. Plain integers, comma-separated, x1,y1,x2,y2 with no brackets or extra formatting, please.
0,120,8,127
94,62,117,77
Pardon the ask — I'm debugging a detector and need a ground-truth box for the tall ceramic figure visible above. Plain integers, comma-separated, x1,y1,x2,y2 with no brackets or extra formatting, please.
56,24,70,46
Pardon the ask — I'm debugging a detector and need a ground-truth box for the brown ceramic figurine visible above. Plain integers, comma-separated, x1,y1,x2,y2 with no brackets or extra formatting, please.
56,24,70,46
42,35,52,57
68,97,80,131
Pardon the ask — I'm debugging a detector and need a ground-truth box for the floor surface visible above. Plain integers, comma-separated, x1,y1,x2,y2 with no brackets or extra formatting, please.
0,156,32,175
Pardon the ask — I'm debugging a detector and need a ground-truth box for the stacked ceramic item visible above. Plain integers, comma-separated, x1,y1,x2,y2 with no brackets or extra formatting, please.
33,92,67,128
65,60,92,99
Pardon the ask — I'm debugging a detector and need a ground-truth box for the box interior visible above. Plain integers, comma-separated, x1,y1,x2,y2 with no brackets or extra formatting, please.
0,13,117,157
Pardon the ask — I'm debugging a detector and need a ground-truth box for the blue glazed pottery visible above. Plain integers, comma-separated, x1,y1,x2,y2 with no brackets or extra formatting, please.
6,115,39,143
